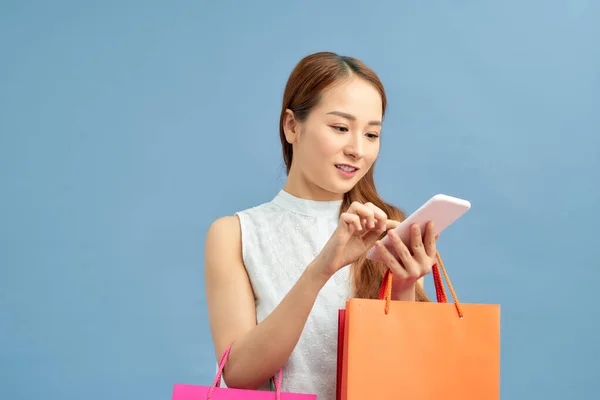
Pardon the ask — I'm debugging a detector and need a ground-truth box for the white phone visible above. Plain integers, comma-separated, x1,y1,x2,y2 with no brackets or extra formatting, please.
366,194,471,262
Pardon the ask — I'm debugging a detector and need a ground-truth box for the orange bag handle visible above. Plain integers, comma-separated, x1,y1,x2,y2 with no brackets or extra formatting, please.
378,251,464,318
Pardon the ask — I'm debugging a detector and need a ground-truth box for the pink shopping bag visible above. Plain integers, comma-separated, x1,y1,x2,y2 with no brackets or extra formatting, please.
172,345,317,399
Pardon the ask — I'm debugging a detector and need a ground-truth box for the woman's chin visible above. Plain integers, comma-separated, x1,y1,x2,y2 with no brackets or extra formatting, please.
324,179,358,196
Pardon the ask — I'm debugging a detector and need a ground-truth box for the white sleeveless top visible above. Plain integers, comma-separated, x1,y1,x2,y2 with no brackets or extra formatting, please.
229,189,351,400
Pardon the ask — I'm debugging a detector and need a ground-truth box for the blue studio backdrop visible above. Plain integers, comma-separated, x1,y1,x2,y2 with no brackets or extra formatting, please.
1,1,599,399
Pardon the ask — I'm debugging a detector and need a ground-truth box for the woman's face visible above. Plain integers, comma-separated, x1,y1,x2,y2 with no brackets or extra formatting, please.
284,76,383,200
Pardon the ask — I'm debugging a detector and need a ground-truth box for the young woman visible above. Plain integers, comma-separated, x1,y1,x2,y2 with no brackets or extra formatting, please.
204,52,438,400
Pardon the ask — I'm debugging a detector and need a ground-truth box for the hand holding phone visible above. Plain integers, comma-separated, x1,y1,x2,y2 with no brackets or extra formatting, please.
366,194,471,262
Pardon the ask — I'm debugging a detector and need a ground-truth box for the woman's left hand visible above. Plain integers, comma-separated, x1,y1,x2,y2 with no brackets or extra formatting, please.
375,221,439,298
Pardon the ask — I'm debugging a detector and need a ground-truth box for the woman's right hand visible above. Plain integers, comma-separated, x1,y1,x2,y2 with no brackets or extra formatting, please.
315,201,388,278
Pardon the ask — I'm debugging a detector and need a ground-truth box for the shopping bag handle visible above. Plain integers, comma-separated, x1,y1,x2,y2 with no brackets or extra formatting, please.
207,344,284,399
378,251,464,318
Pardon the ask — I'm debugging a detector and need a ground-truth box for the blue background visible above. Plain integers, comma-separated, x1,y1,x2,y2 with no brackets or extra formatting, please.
1,1,599,399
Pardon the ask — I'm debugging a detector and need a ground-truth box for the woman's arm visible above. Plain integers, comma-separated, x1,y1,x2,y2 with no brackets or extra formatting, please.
204,215,331,390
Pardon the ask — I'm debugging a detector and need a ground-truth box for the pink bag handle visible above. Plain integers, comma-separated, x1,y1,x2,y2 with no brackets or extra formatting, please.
205,344,284,399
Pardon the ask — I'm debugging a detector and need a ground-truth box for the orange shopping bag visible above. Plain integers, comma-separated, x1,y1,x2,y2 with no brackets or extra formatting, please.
337,252,500,400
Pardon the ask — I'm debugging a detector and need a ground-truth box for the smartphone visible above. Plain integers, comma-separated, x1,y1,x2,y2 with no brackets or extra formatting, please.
366,194,471,262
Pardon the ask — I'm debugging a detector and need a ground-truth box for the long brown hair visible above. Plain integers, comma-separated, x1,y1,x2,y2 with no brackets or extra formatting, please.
279,52,429,302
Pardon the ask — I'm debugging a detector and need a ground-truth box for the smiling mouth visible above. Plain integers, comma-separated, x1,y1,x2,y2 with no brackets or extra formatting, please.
335,164,358,173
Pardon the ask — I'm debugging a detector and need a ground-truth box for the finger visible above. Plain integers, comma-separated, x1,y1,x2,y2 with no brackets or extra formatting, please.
409,224,427,262
364,202,388,227
347,202,377,229
385,219,401,230
387,229,419,276
362,222,387,245
371,216,387,234
375,240,408,279
340,212,362,234
424,221,437,258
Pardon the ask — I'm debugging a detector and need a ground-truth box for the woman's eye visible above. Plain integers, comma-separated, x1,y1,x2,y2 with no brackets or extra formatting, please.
366,133,379,139
331,126,348,132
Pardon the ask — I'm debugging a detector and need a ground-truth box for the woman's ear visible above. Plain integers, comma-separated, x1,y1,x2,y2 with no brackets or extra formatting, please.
282,109,299,144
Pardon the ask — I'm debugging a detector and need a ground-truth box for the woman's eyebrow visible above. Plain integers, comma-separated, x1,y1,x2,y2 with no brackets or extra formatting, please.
326,111,381,126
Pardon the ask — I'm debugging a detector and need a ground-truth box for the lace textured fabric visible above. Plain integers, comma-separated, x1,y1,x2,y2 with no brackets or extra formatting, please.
220,190,351,400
